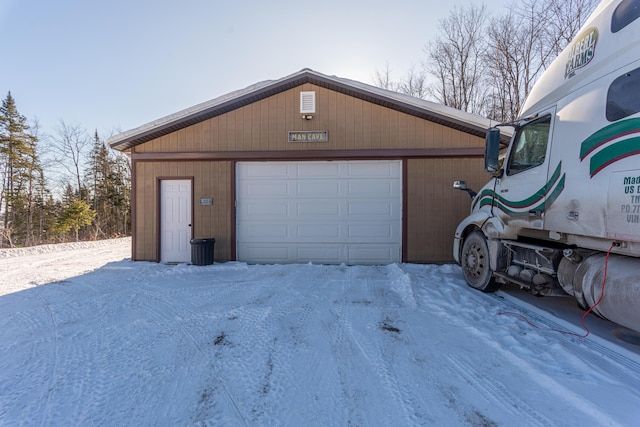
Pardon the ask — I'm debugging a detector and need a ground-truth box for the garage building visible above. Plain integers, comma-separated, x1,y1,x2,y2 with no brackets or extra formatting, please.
108,69,492,265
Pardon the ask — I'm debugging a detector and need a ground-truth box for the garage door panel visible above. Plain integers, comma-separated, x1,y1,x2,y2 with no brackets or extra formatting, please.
244,200,344,221
238,244,344,264
239,222,343,243
296,223,342,239
244,200,290,217
240,245,290,263
297,162,341,177
347,179,400,197
346,161,401,178
239,181,294,198
296,200,341,218
296,245,342,263
239,222,290,239
348,245,401,264
297,180,341,197
347,223,400,241
242,162,290,178
237,161,401,264
347,200,399,218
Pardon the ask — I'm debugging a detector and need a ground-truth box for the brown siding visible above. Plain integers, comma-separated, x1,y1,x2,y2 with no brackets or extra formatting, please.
406,158,489,262
137,162,156,261
131,83,489,263
136,84,483,154
134,161,233,262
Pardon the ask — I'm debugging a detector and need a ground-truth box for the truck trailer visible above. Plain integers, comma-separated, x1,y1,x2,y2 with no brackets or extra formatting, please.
453,0,640,333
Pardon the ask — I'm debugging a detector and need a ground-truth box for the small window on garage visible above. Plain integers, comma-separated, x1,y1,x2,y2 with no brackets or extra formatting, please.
606,67,640,121
612,0,640,33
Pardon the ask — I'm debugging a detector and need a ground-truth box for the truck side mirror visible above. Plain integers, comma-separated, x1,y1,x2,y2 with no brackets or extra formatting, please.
485,128,501,172
453,180,468,191
453,180,477,199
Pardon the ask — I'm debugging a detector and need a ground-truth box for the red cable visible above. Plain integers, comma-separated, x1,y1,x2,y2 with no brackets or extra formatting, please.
499,243,616,338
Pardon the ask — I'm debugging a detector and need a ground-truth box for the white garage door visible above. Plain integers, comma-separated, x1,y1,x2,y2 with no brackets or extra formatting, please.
236,160,402,265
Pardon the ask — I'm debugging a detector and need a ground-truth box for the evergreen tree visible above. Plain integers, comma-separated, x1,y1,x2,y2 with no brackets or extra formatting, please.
0,92,44,247
110,152,131,236
84,131,131,238
0,94,128,247
54,198,95,242
86,131,107,237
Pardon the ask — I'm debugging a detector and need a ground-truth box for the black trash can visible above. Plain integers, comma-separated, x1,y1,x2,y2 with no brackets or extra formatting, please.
190,238,215,266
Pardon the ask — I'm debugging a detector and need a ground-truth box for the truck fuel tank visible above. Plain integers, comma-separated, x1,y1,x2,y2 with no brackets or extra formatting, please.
559,252,640,333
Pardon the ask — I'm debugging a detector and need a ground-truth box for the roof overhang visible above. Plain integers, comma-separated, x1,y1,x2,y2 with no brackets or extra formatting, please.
108,68,499,152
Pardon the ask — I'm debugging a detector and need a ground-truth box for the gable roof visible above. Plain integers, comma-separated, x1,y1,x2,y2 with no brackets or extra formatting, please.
108,68,497,152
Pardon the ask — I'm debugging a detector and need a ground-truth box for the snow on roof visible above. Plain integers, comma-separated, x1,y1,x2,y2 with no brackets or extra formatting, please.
108,68,499,151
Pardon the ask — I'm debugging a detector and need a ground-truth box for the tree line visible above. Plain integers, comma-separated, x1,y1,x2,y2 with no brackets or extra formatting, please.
1,0,597,248
374,0,599,122
0,92,130,248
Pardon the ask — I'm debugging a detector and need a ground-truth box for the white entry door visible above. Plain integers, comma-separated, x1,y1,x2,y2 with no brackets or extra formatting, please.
236,160,402,265
160,179,192,263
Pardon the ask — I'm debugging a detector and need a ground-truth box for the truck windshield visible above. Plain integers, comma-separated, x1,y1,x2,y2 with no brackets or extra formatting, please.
506,115,551,175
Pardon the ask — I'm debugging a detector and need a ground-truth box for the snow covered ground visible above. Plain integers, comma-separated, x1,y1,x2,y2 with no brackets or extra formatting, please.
1,238,639,426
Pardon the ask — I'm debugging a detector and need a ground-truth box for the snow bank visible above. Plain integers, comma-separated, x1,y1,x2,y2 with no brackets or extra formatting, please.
0,237,131,258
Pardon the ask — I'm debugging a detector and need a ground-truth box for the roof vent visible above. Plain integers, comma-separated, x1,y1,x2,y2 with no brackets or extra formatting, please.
300,91,316,114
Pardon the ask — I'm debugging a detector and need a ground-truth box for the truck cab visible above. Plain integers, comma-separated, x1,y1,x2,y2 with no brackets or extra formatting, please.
453,0,640,333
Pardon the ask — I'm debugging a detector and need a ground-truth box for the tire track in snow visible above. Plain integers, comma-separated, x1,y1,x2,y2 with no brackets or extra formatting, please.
37,295,60,427
268,264,348,425
403,264,636,426
323,266,420,426
81,294,117,426
1,275,121,426
327,296,368,425
490,293,640,387
35,288,114,425
219,264,323,425
107,262,250,425
399,264,548,425
200,266,293,425
137,290,250,426
0,304,57,425
369,269,443,425
352,287,416,424
365,264,495,426
444,354,553,426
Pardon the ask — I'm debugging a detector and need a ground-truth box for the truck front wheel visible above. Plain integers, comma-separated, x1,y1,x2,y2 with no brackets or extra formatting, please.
461,232,500,293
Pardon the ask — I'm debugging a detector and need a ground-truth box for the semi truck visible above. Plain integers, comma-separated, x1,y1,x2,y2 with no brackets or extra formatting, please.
453,0,640,333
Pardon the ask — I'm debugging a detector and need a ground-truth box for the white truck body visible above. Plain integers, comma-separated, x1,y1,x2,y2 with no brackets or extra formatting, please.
453,0,640,333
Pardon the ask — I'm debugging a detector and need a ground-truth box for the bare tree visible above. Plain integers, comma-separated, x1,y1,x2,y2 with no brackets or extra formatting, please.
424,4,489,114
52,120,91,198
485,0,598,121
373,62,429,99
545,0,600,57
372,62,399,92
486,10,536,122
374,0,598,122
398,65,429,99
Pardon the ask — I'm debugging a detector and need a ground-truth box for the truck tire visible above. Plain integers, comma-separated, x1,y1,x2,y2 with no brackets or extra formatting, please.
461,231,500,293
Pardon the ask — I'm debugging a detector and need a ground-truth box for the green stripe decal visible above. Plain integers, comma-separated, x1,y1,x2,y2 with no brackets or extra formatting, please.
589,137,640,177
580,118,640,177
580,118,640,160
478,163,565,216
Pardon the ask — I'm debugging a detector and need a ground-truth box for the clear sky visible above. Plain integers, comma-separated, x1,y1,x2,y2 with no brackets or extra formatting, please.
0,0,509,139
